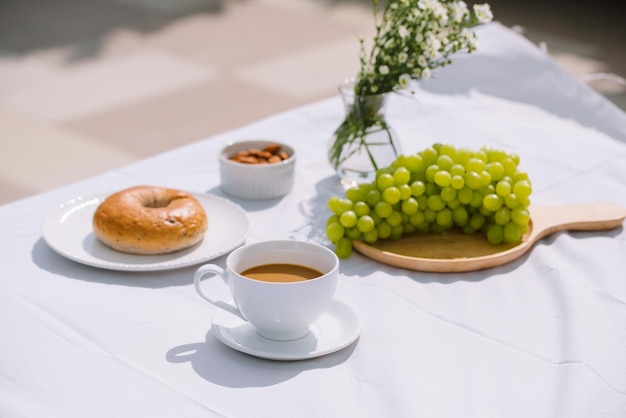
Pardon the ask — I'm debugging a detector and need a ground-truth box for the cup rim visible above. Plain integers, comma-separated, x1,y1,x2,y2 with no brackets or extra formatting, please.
226,240,339,285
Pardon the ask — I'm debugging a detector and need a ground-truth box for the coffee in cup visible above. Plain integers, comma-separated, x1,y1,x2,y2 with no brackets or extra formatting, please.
194,240,339,341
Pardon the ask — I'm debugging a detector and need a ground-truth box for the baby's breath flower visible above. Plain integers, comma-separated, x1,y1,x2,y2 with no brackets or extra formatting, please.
399,74,411,88
354,0,493,96
473,3,493,24
450,1,469,23
398,26,409,39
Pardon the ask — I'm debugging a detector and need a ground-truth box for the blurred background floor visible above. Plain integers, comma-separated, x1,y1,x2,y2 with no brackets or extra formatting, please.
1,0,624,205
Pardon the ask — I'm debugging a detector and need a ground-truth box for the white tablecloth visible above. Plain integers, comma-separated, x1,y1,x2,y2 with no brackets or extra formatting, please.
1,23,626,418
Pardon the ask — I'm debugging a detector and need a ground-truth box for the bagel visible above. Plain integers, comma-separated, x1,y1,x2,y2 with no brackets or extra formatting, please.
93,186,208,255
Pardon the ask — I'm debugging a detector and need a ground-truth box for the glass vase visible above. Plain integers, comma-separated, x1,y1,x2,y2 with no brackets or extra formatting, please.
327,79,401,186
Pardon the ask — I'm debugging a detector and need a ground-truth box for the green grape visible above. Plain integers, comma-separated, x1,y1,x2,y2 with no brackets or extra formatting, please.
382,187,401,205
440,186,457,203
439,143,457,158
411,180,426,197
387,211,403,227
496,180,512,197
327,143,532,258
480,184,495,196
363,229,378,244
374,201,393,218
398,184,412,200
486,148,507,162
345,227,361,240
339,210,358,228
483,194,503,212
389,225,404,240
366,189,381,207
450,163,465,177
354,201,370,217
458,187,473,205
474,149,488,163
409,211,425,227
469,191,484,208
446,197,460,209
393,167,411,186
502,158,516,175
511,207,530,226
512,170,529,182
434,170,452,187
486,224,504,244
346,187,366,203
436,155,454,171
401,197,419,215
466,157,485,173
359,183,375,195
503,222,522,243
416,195,428,210
425,164,440,183
327,196,342,214
405,154,424,173
504,193,519,209
513,180,532,199
465,171,482,189
452,206,469,226
427,195,446,211
487,162,505,181
480,170,492,186
462,225,476,235
469,212,485,230
436,208,453,228
450,175,465,190
377,221,392,240
356,215,375,233
425,183,440,197
421,147,438,166
494,207,511,225
424,208,437,223
479,206,492,217
370,212,382,226
326,222,345,243
335,237,353,259
455,148,472,165
377,173,394,190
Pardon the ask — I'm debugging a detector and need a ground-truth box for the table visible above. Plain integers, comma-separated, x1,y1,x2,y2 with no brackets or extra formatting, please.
2,23,625,417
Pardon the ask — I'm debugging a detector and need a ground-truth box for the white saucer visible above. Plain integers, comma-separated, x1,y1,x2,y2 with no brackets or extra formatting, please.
211,299,360,361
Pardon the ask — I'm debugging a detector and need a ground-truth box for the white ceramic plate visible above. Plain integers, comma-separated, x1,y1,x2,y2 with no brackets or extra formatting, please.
41,192,249,271
211,299,361,361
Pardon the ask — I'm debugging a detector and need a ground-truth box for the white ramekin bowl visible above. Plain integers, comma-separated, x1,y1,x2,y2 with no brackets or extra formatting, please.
218,140,296,200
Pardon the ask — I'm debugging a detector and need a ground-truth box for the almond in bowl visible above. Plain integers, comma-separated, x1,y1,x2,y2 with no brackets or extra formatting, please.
219,140,295,200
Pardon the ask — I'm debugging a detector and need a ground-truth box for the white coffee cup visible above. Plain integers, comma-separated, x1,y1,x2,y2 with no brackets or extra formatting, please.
194,240,339,341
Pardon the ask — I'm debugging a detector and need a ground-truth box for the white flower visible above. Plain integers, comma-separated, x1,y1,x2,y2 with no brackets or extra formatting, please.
399,74,411,88
398,52,408,64
421,67,432,80
379,65,390,75
473,3,493,24
432,3,448,25
417,55,427,67
450,1,468,23
398,26,409,39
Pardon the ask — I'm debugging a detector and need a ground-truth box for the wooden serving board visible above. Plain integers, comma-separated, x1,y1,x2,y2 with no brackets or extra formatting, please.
352,204,626,273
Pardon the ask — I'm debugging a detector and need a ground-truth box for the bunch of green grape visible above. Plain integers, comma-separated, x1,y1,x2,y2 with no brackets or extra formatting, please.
325,143,532,258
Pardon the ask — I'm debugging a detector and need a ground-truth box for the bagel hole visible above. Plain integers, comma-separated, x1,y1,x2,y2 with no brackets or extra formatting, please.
143,198,171,208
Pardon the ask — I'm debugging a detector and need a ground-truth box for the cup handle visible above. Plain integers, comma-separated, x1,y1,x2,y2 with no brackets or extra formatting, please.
193,264,246,321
